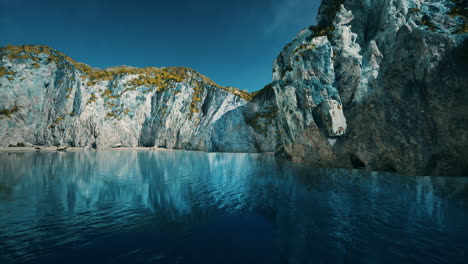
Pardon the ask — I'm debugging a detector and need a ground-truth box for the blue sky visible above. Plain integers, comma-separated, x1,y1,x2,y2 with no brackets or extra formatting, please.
0,0,321,92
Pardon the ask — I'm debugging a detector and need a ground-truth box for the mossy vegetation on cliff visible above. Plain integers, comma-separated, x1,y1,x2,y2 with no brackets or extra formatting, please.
1,45,72,68
1,45,253,105
308,24,336,40
0,105,19,118
1,44,255,122
0,66,17,78
449,0,468,34
86,93,98,105
293,44,317,54
304,0,345,40
246,107,279,134
105,107,131,121
48,116,64,129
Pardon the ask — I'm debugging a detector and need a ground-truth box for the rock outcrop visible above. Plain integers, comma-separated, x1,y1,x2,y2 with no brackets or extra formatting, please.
0,45,278,152
272,0,468,176
1,0,466,176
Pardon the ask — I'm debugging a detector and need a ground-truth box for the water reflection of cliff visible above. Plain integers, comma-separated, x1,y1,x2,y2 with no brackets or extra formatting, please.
0,151,267,224
252,166,468,263
0,151,467,263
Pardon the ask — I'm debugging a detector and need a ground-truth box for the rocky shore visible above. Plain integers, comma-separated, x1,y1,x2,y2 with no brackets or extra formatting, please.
1,0,466,176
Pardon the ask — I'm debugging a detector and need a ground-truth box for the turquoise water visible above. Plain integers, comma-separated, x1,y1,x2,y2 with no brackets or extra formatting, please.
0,150,467,263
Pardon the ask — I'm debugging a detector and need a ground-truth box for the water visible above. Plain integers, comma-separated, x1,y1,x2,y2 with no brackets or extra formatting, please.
0,150,467,264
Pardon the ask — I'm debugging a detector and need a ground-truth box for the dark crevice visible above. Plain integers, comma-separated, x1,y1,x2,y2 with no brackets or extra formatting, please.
350,153,366,169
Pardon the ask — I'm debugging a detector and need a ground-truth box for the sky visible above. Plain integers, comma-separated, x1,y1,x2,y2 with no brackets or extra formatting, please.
0,0,321,92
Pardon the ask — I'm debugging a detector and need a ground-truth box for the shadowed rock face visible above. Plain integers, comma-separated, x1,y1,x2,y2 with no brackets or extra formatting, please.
1,0,466,176
0,45,278,152
209,84,280,153
272,0,468,176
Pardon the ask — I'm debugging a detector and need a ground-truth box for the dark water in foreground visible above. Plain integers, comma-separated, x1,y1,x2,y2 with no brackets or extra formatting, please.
0,151,467,264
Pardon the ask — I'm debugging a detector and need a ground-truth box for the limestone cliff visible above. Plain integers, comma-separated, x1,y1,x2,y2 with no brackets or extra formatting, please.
0,45,278,152
272,0,468,176
1,0,466,176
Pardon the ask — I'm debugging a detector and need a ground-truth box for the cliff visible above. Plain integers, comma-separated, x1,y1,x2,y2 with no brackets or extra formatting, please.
1,0,467,176
0,45,278,152
272,0,468,176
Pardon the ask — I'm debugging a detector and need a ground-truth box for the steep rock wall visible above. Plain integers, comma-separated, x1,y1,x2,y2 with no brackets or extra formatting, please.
0,45,278,152
273,0,468,176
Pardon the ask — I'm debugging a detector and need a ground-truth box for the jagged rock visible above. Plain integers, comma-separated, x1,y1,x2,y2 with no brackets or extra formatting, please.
271,26,347,167
1,0,466,176
57,146,68,151
314,99,346,137
209,84,280,153
273,0,468,176
0,45,278,153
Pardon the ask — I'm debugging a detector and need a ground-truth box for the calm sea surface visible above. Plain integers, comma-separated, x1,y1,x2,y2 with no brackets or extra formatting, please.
0,150,467,263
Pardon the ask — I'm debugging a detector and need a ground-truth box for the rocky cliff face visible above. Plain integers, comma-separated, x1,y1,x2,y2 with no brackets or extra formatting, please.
1,0,466,176
272,0,468,176
0,45,278,152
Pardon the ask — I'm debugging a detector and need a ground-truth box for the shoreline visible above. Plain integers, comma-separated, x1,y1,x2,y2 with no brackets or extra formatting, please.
0,146,275,155
0,146,168,152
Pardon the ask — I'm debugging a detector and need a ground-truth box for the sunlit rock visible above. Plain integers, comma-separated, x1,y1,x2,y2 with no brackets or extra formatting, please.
0,45,278,152
314,99,346,137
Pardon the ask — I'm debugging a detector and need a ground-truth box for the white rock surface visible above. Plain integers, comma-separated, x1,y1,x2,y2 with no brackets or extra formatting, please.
316,99,347,137
0,46,278,152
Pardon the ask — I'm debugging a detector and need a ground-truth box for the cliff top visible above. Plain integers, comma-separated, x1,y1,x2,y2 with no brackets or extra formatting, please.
0,45,253,101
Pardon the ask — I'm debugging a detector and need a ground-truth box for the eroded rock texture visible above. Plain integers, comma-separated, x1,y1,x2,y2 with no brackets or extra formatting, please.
1,0,466,176
0,46,278,152
272,0,468,176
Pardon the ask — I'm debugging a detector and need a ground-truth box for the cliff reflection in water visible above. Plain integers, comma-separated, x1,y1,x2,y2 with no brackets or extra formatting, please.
0,150,467,263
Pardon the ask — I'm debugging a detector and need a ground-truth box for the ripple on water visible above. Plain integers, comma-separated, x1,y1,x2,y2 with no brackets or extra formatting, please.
0,150,467,264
